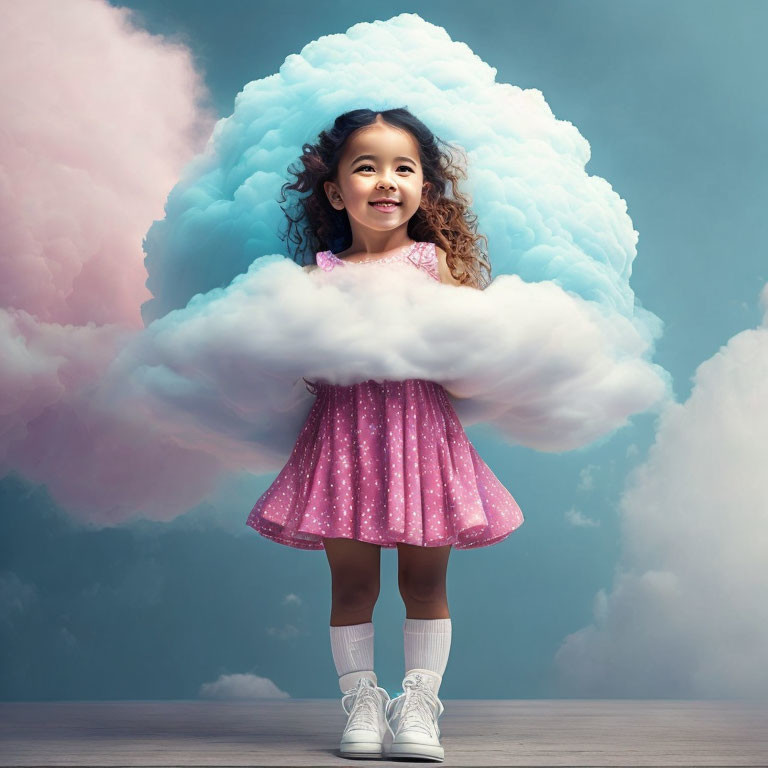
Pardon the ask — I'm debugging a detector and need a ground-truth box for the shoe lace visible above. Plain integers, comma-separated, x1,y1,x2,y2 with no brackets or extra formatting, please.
341,678,381,731
387,676,442,736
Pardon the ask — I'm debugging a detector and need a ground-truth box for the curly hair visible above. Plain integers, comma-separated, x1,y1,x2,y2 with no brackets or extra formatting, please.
277,107,491,290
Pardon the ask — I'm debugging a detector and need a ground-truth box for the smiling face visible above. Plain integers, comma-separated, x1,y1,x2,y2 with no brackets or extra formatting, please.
324,116,426,254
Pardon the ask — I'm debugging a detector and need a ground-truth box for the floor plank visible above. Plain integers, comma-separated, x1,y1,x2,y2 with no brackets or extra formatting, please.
1,699,767,766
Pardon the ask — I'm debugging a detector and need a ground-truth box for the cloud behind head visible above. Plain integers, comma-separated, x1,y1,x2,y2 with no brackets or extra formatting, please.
142,12,658,342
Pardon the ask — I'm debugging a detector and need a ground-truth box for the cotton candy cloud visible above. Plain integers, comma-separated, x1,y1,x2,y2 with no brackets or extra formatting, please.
1,7,670,525
0,0,220,522
553,285,768,698
0,0,214,326
142,13,661,337
105,257,668,459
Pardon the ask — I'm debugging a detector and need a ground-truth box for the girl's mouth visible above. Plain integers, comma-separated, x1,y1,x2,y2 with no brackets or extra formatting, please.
370,202,400,212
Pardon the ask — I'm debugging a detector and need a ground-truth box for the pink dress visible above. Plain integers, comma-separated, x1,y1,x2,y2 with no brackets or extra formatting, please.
245,241,524,550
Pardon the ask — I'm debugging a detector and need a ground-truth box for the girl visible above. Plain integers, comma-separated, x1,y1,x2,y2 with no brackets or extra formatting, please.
246,107,524,762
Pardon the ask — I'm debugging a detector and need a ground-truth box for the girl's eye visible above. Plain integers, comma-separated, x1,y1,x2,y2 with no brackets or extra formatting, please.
356,164,414,173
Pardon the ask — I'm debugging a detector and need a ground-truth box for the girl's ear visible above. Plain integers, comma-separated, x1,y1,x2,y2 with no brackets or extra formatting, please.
324,180,344,210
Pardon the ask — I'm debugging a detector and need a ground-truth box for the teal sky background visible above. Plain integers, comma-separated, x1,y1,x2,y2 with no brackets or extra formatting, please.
2,0,766,701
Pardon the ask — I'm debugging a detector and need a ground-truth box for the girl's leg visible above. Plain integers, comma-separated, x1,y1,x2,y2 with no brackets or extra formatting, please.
396,542,453,693
324,536,382,625
396,541,451,619
323,537,382,692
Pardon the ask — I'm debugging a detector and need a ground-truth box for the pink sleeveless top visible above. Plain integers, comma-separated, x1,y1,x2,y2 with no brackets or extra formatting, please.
315,240,440,282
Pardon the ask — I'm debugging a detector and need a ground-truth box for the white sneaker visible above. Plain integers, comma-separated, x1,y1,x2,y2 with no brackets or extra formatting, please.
339,672,392,759
385,668,445,762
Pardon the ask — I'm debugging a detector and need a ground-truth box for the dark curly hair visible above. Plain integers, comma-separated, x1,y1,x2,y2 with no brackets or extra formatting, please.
277,107,491,290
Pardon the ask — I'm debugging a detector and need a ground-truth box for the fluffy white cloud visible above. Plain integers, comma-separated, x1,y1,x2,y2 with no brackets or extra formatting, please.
554,285,768,698
199,672,290,700
105,257,668,459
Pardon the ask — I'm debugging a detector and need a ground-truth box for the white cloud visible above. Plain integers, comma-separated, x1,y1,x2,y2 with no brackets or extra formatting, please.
565,507,600,527
266,624,302,639
199,673,290,700
577,464,600,492
0,571,38,624
282,593,303,606
554,285,768,699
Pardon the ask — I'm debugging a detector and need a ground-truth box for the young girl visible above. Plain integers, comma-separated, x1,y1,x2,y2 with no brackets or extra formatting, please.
246,107,524,762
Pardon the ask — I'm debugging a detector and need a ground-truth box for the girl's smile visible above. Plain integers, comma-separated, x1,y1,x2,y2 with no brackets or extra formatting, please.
370,201,400,213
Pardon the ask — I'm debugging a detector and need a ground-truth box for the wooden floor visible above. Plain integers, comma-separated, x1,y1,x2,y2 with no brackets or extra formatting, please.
1,699,767,766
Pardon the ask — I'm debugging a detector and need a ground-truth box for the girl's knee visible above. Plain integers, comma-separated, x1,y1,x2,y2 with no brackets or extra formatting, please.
331,580,380,613
398,577,447,605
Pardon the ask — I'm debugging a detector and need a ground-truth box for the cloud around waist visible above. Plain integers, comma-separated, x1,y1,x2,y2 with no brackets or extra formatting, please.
106,255,672,459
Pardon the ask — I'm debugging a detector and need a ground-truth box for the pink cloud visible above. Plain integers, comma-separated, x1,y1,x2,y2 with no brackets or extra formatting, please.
0,0,221,524
0,0,215,326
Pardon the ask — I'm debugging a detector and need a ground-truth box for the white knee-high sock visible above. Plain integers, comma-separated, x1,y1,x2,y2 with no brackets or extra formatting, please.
330,621,376,693
403,617,452,691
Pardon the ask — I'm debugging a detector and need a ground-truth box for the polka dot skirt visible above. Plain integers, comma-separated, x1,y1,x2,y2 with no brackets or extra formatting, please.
245,243,525,550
